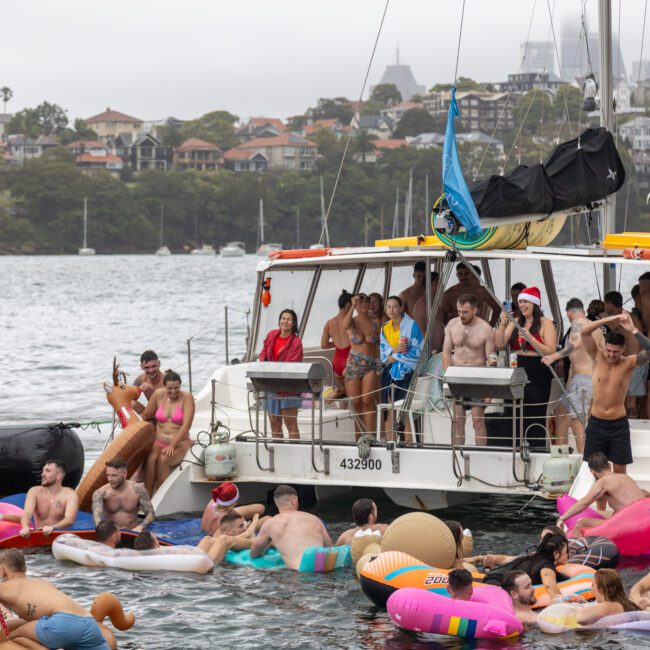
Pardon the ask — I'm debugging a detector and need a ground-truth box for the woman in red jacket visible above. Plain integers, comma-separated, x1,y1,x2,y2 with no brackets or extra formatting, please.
259,309,304,439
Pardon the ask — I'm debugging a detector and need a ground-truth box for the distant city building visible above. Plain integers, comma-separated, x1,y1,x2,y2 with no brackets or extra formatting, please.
4,134,57,165
372,48,425,101
174,138,222,172
67,140,123,178
85,108,144,140
633,60,650,83
224,133,317,172
520,41,555,74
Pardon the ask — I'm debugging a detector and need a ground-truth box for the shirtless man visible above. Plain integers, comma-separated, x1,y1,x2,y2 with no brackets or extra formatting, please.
200,482,266,535
440,263,501,326
443,294,496,445
580,312,650,473
412,272,444,350
0,548,111,649
557,451,647,534
398,261,426,315
91,457,155,531
321,291,353,399
447,569,473,601
335,498,388,546
95,521,121,549
542,298,603,452
132,350,165,414
197,511,259,563
638,272,650,336
502,570,538,628
20,460,78,538
250,485,332,570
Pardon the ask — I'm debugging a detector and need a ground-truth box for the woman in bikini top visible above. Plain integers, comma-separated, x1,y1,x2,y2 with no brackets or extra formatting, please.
142,369,195,495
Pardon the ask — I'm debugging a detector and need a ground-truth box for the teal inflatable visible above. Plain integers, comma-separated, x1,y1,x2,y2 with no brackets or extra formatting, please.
225,548,285,569
224,545,351,572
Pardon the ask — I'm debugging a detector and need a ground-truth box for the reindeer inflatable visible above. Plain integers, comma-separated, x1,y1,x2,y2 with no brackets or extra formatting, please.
76,359,155,511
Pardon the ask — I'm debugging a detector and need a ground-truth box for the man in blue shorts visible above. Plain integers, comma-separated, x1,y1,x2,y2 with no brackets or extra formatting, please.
0,548,110,649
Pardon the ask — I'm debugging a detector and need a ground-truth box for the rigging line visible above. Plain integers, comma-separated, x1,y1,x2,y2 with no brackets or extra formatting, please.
317,0,390,246
546,0,572,139
614,0,622,148
453,0,468,86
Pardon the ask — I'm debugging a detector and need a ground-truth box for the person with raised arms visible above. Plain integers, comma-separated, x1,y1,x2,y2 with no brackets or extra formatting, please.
19,459,78,539
200,482,267,535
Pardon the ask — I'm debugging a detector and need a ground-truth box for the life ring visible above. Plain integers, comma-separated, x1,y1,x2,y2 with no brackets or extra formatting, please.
53,534,213,574
538,602,650,634
268,248,331,260
0,504,22,541
387,586,522,639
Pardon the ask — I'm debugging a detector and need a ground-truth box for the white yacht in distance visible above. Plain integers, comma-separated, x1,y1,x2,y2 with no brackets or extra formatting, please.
191,244,216,255
256,243,283,257
255,198,283,256
155,205,171,256
220,241,246,257
78,197,95,256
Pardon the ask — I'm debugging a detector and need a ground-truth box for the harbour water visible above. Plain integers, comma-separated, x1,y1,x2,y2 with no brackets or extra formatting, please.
3,254,650,649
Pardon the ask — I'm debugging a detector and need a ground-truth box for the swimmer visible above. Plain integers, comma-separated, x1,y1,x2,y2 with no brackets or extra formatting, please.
447,568,473,601
20,459,79,538
94,521,121,549
200,482,267,535
501,570,538,628
574,569,639,625
630,572,650,610
197,512,259,563
250,485,332,570
0,548,112,649
335,498,387,546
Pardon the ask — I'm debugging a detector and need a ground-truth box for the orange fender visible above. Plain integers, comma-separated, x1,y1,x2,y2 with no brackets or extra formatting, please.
623,248,650,260
269,248,331,260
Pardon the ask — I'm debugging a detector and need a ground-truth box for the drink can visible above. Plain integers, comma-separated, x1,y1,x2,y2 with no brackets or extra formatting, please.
488,353,498,367
401,336,408,347
509,353,518,368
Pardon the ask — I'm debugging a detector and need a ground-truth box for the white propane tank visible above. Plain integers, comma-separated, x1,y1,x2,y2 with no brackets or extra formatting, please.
204,429,237,480
542,445,578,496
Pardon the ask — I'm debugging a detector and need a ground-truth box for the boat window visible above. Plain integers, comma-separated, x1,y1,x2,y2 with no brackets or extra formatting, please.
389,263,420,297
484,259,508,302
256,268,314,350
358,265,386,297
506,259,549,315
301,267,360,348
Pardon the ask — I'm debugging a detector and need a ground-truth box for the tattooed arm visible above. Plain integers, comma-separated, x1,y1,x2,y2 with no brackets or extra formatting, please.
134,484,155,531
91,488,105,525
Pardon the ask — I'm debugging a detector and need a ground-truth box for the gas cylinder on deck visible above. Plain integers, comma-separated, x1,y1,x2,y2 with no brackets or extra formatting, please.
204,427,237,480
542,445,578,496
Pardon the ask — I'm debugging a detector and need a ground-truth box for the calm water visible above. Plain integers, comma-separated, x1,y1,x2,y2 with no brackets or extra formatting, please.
2,254,650,650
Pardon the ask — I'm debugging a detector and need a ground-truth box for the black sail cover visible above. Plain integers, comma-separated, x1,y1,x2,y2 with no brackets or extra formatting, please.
444,128,625,220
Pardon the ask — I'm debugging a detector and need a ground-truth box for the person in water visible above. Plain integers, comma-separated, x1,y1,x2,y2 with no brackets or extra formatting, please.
444,520,469,570
141,369,195,494
398,261,426,316
580,312,650,473
342,294,382,439
379,295,423,445
447,568,473,601
0,548,112,649
335,498,388,546
200,481,267,535
20,459,79,538
250,485,332,571
321,290,353,399
574,569,639,625
92,457,155,532
630,572,650,610
94,521,121,549
197,512,259,563
557,451,647,534
502,570,538,628
259,308,304,439
132,349,165,413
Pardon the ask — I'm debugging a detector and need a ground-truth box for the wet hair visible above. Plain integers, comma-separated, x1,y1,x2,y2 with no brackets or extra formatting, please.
632,284,641,299
351,498,375,526
588,451,611,473
140,350,159,363
595,569,640,612
134,531,157,550
386,295,403,310
273,484,298,502
604,291,623,309
278,309,299,335
164,369,182,385
502,569,528,595
448,568,473,591
219,511,244,531
605,331,625,347
443,520,464,561
510,304,543,347
0,549,26,573
106,457,127,470
95,520,119,543
44,458,66,476
639,271,650,283
338,290,352,310
511,282,526,292
565,298,584,312
457,294,478,309
414,261,426,272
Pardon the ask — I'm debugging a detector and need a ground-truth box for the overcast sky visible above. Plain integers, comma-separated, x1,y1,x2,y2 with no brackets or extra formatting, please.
2,0,648,123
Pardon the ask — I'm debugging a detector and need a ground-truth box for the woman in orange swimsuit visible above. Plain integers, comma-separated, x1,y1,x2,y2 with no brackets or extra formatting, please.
141,369,195,495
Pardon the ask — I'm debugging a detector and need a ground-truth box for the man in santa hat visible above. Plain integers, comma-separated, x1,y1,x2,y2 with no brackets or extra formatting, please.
200,482,267,535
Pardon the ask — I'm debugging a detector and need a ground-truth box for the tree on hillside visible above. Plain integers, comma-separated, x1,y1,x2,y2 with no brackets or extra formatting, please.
354,130,378,163
6,102,68,137
178,110,240,150
287,114,308,131
392,109,437,138
512,89,553,135
308,97,354,125
553,84,585,127
156,123,184,148
1,87,13,113
370,83,402,106
429,77,486,93
57,119,98,145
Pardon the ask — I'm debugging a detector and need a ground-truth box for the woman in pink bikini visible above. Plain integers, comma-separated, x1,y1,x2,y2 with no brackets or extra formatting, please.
141,369,195,495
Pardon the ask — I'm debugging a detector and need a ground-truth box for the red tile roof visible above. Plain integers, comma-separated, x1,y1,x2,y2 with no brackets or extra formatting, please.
223,149,261,160
372,139,408,150
247,117,286,132
75,153,123,164
85,109,142,124
176,138,221,152
238,134,317,149
67,140,105,149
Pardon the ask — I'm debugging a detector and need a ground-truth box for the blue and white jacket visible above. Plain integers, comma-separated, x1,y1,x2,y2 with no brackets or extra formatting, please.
379,313,423,381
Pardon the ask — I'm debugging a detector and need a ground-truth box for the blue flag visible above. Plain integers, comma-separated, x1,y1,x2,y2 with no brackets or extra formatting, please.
443,87,482,237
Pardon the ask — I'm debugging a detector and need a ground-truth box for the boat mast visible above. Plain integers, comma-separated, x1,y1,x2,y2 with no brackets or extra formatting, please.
599,0,616,292
259,198,265,245
159,204,164,248
82,197,88,249
320,176,330,247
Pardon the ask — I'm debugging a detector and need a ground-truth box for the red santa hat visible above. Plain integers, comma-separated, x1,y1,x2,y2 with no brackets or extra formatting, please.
518,286,542,307
211,482,239,507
